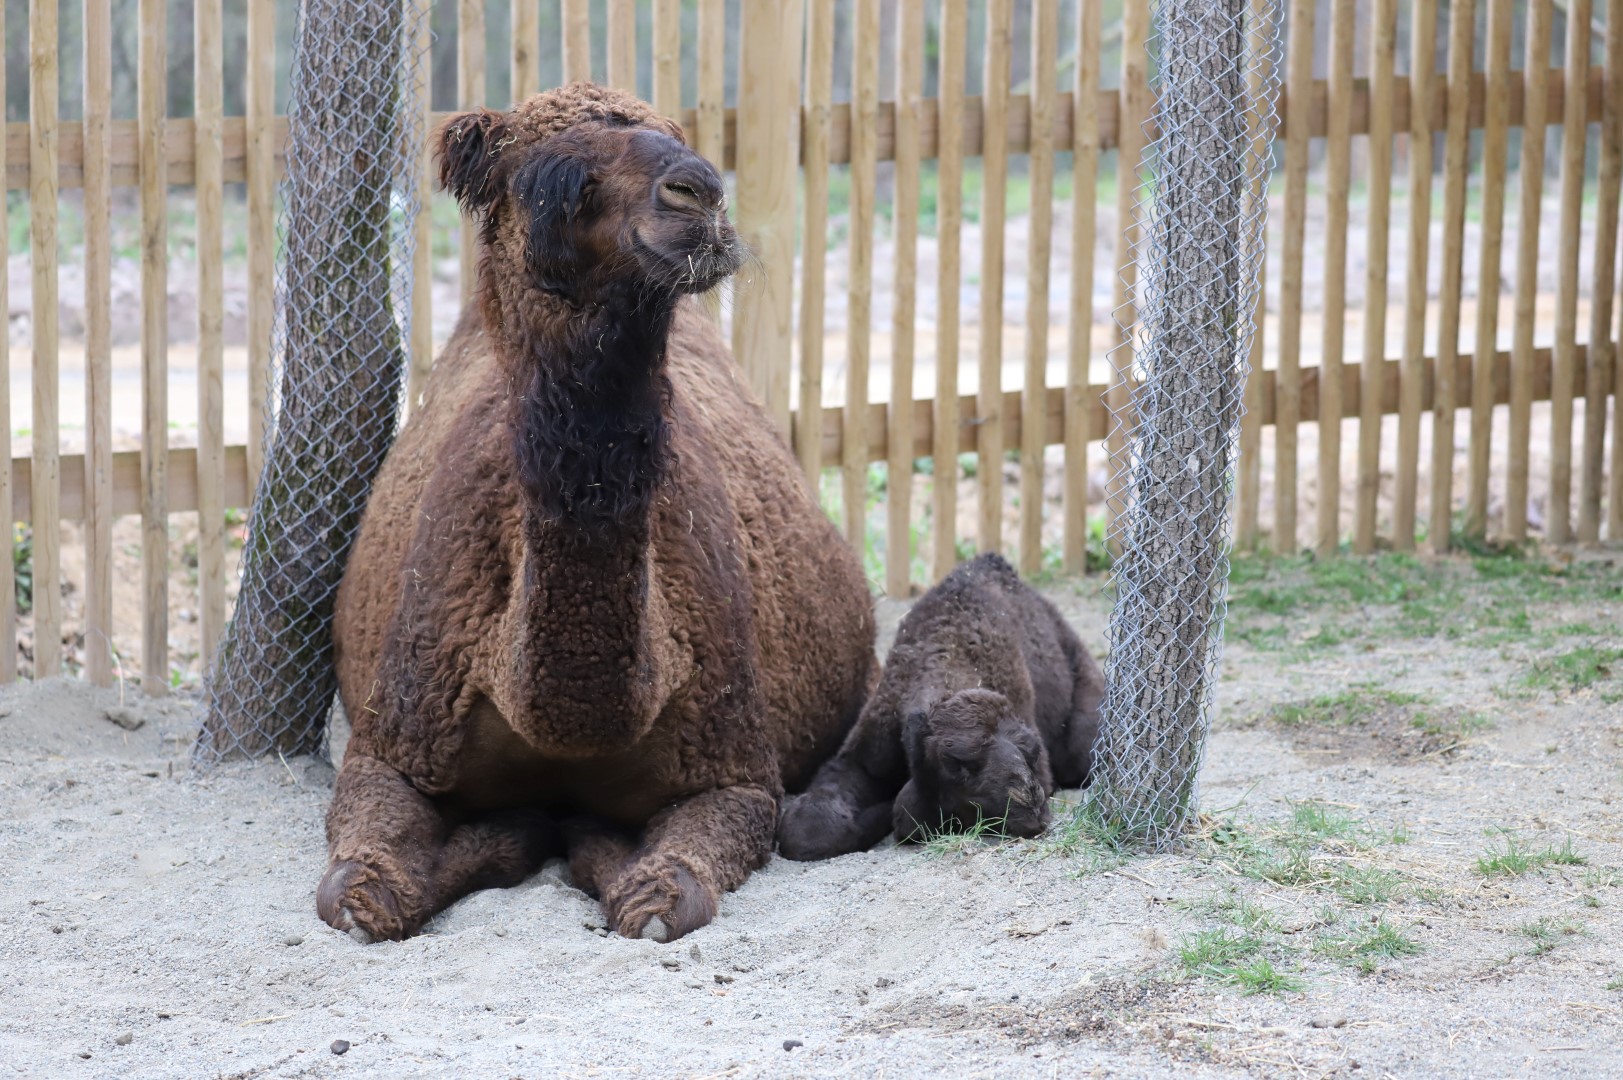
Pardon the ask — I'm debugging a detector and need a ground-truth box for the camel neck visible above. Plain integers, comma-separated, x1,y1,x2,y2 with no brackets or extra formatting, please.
507,287,679,542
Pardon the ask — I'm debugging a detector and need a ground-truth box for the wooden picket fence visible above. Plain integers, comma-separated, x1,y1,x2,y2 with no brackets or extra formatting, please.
5,0,1621,694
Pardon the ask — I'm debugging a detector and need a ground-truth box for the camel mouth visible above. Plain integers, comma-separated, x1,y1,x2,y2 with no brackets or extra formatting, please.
631,226,746,294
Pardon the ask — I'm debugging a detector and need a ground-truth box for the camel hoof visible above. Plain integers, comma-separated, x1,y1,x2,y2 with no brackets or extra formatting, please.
347,925,374,945
640,916,672,943
317,859,405,942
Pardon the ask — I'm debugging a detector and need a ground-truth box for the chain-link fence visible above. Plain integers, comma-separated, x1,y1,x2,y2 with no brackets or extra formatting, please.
195,0,429,762
1088,0,1280,845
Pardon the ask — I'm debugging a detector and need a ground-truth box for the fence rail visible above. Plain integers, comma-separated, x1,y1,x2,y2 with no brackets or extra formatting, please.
5,0,1621,693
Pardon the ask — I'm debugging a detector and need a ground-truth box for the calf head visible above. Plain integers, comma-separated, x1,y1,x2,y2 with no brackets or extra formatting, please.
896,688,1054,841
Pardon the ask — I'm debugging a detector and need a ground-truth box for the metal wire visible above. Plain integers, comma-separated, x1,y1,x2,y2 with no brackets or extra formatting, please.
196,0,430,762
1089,0,1281,845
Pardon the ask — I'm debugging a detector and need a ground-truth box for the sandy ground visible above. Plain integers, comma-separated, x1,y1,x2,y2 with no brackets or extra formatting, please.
4,556,1622,1078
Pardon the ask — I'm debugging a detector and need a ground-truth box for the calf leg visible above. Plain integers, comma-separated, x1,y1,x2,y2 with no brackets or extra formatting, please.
777,704,911,861
560,816,638,899
600,784,776,942
433,807,561,908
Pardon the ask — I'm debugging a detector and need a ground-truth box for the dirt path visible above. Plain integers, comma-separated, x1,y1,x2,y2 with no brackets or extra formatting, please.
2,554,1621,1078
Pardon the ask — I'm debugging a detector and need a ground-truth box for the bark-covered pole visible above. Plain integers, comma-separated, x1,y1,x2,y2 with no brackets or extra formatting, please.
198,2,427,759
1089,0,1278,843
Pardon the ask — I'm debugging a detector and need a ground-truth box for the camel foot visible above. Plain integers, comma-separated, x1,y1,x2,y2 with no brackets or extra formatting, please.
317,859,410,943
603,861,717,942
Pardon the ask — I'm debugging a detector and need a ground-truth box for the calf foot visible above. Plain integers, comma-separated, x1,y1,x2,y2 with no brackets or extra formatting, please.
601,856,717,942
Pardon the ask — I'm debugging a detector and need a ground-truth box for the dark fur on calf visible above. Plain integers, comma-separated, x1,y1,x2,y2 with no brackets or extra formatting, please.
777,553,1102,859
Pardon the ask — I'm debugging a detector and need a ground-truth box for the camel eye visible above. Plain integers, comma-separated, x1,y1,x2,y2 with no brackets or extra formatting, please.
666,182,699,199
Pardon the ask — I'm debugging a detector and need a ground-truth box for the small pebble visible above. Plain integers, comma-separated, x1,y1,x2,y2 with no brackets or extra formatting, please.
593,927,609,937
660,958,682,970
875,977,894,988
77,1052,91,1060
114,1032,132,1047
1309,1015,1348,1029
783,1040,803,1052
688,943,702,963
492,927,508,938
714,973,734,985
104,707,145,731
330,1040,351,1056
283,934,304,947
684,979,704,989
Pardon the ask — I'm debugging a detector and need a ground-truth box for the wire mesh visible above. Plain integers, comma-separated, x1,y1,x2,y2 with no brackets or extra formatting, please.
1089,0,1281,844
195,0,430,761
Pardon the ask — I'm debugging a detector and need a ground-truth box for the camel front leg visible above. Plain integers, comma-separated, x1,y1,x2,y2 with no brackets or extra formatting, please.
599,784,776,942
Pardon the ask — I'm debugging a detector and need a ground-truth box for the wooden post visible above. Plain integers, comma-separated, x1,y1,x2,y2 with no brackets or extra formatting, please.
459,0,485,305
978,0,1013,556
1395,0,1435,550
408,2,434,414
607,0,637,94
1355,1,1395,555
197,0,226,668
1430,0,1474,555
1318,0,1355,557
798,0,833,488
246,0,274,497
887,0,925,595
652,0,681,116
1584,0,1623,545
562,0,592,82
1468,0,1512,539
1018,0,1057,578
932,0,967,581
845,0,880,547
1106,0,1150,552
140,0,168,695
30,0,62,679
1274,0,1313,556
1506,0,1551,542
83,0,113,686
1549,0,1591,545
1063,0,1101,574
732,1,804,438
513,0,540,102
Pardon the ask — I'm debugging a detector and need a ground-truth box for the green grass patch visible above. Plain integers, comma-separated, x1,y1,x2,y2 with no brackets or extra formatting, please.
1518,917,1586,956
1177,928,1303,992
1315,918,1422,973
1476,831,1588,877
1519,646,1623,694
1266,687,1427,727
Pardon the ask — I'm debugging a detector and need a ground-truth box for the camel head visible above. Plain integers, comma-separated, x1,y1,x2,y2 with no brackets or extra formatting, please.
903,688,1054,838
436,82,743,306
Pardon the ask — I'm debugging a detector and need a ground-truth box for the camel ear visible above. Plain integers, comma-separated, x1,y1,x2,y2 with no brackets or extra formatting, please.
511,140,592,242
436,108,511,212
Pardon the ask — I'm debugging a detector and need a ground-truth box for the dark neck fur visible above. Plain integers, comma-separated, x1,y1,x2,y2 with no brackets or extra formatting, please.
509,283,678,541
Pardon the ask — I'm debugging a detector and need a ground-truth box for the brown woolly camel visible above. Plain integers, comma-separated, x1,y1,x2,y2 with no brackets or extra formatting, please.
317,83,876,944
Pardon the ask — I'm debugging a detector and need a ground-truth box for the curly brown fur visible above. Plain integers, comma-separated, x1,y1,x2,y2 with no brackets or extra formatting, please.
777,553,1102,859
321,83,875,943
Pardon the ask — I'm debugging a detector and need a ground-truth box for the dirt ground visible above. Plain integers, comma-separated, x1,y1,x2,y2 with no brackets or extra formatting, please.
3,550,1621,1078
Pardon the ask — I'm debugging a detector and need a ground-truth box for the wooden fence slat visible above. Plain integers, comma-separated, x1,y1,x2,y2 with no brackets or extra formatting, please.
797,0,834,489
30,0,62,679
512,0,540,102
1430,0,1474,555
1587,0,1623,544
608,0,636,93
562,0,592,83
887,0,924,596
1106,0,1149,552
408,2,433,414
1395,0,1436,550
82,0,112,685
977,0,1012,557
1468,0,1512,539
459,0,485,305
845,0,880,548
196,0,225,671
1355,0,1396,555
1018,0,1056,577
245,0,273,500
652,0,681,117
1506,0,1551,542
1063,0,1102,574
1549,0,1591,545
1236,0,1270,554
932,0,967,581
696,0,725,165
1,20,14,679
140,0,168,695
732,3,803,436
1275,0,1314,555
1317,0,1355,556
